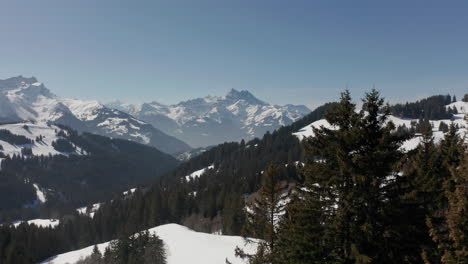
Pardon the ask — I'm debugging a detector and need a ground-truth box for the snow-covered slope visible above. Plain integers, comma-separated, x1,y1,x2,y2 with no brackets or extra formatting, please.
185,164,215,181
294,111,467,152
446,101,468,114
40,224,256,264
0,122,85,157
76,203,102,218
12,219,59,228
0,76,191,154
108,89,310,148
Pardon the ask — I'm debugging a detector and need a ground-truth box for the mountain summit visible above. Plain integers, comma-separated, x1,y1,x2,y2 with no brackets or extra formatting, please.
107,89,310,147
0,76,191,154
225,88,266,105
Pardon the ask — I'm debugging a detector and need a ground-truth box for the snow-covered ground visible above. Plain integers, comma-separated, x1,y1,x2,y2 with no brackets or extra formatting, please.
294,109,467,152
185,164,215,181
446,101,468,114
12,219,59,228
40,223,256,264
33,183,47,203
0,122,88,157
76,203,102,218
123,188,137,196
0,123,62,156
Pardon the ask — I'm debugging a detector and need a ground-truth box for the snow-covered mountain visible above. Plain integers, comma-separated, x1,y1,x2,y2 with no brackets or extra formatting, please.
40,223,256,264
107,89,310,147
0,76,191,154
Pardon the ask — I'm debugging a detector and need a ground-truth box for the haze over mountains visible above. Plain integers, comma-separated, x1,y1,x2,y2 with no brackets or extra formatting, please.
0,76,191,154
107,89,310,147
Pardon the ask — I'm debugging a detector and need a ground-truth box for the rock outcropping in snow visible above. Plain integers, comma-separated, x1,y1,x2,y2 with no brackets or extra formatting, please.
0,76,191,154
108,89,310,147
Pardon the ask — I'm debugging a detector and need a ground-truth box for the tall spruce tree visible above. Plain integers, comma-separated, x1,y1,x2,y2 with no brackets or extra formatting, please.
234,164,287,264
426,123,467,263
275,185,332,264
442,149,468,263
276,90,407,263
402,121,446,263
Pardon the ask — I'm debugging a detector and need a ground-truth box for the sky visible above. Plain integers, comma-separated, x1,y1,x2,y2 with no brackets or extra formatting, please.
1,0,468,109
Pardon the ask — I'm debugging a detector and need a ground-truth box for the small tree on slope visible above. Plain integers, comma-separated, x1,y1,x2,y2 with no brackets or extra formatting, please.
234,164,287,264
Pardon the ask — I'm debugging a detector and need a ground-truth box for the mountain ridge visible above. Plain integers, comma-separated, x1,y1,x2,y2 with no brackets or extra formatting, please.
107,88,311,147
0,76,191,154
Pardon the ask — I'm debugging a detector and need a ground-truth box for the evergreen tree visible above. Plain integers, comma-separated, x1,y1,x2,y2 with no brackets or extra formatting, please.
462,94,468,103
277,90,407,263
402,122,446,263
426,125,467,263
275,187,331,264
442,150,468,263
235,164,287,264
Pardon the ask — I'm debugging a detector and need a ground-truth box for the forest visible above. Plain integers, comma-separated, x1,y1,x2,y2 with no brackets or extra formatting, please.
0,128,179,222
0,91,466,263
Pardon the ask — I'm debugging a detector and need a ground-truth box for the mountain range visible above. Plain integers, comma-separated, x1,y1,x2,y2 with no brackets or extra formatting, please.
107,89,310,147
0,76,191,154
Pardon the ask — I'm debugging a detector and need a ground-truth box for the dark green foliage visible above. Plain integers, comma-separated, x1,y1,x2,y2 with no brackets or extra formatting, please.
52,138,75,152
440,151,468,262
21,147,33,156
276,90,410,263
75,231,167,264
275,188,331,264
439,122,449,133
0,127,179,221
462,94,468,102
234,164,286,264
0,129,33,145
389,94,454,120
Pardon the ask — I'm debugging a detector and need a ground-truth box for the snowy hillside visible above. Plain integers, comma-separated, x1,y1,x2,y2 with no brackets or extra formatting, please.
108,89,310,148
294,110,467,151
446,101,468,114
0,122,85,157
40,224,256,264
0,76,191,154
12,219,59,228
185,164,215,181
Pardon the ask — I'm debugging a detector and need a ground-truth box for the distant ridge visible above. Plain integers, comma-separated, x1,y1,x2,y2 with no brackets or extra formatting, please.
108,88,310,147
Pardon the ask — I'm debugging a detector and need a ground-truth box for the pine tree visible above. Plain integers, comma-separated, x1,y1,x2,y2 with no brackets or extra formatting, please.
427,124,467,263
276,90,406,263
462,94,468,103
275,186,331,264
442,151,468,263
143,233,167,264
402,122,445,263
234,164,287,264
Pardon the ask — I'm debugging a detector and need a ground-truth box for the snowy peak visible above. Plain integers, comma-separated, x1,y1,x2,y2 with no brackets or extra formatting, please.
0,76,39,90
108,89,310,147
0,76,191,154
225,88,266,105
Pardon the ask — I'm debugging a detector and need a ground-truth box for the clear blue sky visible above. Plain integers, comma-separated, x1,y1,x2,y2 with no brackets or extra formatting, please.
1,0,467,108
